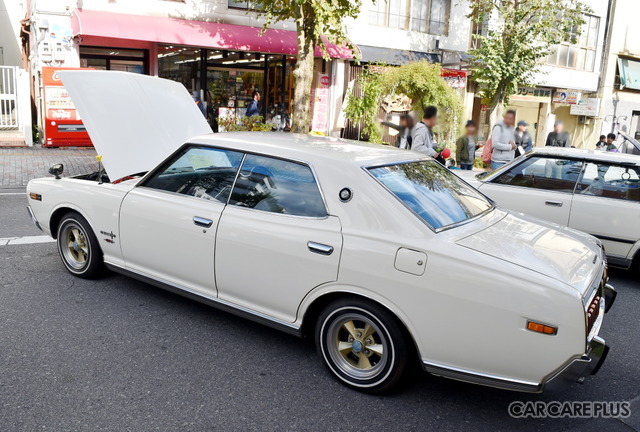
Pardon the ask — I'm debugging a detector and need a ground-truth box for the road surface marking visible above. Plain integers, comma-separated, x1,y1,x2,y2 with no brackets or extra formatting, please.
0,192,27,196
0,235,55,246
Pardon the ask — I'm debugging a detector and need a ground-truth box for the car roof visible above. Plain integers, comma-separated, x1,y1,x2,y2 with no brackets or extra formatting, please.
187,132,427,167
529,146,640,165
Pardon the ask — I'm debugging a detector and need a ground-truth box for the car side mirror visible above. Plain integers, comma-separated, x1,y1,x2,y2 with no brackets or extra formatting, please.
49,163,64,179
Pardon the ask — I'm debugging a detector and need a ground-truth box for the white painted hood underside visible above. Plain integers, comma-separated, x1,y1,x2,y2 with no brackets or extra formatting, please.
58,71,212,181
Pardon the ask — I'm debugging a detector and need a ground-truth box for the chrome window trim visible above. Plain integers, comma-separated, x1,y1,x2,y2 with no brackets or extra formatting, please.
363,159,495,233
488,155,585,195
228,152,330,219
137,142,331,219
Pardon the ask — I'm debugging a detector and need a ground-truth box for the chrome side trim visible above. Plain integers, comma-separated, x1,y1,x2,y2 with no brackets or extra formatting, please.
104,262,302,337
422,362,541,393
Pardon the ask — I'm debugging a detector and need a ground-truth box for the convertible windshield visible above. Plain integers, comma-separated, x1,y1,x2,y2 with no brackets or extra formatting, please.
368,161,493,230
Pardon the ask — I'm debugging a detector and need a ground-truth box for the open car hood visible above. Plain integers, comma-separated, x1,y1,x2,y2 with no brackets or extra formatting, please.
58,71,212,181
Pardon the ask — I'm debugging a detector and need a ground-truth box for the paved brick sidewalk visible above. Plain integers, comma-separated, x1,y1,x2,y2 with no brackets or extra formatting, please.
0,146,98,187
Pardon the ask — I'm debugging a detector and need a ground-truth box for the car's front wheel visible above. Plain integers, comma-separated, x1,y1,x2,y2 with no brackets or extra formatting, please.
316,298,410,393
56,212,103,278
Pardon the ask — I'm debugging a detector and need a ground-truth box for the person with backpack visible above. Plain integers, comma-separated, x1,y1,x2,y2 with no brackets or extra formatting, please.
486,110,517,170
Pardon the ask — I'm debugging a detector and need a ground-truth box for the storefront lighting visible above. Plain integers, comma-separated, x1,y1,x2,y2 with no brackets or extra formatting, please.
208,54,223,60
222,59,252,65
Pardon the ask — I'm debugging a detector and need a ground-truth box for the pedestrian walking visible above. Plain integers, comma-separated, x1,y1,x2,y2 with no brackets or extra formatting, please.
456,120,478,170
595,134,607,150
396,114,414,149
545,121,571,147
246,90,261,117
192,91,206,117
490,110,517,170
412,106,445,164
514,120,533,157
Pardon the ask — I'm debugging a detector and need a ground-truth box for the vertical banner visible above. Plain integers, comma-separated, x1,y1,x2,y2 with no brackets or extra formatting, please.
311,73,330,134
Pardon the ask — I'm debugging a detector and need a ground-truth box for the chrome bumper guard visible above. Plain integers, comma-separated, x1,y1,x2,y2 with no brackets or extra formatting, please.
26,205,42,231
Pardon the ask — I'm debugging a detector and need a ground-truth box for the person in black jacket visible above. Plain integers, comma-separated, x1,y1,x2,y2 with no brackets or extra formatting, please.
545,121,570,147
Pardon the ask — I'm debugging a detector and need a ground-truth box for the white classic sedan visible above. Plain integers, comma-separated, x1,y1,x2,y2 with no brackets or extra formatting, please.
26,71,615,393
468,147,640,270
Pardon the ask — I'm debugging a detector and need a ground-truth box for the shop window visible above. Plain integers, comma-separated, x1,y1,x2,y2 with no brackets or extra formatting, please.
158,45,202,91
227,0,263,10
546,14,599,71
411,0,451,35
79,47,148,74
369,0,411,30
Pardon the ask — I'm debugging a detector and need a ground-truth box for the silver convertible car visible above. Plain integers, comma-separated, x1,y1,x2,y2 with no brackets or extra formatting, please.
26,71,615,393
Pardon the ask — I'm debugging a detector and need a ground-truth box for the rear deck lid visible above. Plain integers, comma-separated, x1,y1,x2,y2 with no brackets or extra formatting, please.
58,70,212,181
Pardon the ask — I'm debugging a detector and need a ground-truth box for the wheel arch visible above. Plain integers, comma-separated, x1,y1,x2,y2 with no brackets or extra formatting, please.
49,205,99,244
299,288,423,362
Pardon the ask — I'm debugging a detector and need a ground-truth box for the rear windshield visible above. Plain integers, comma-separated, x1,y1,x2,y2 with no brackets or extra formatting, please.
368,161,493,230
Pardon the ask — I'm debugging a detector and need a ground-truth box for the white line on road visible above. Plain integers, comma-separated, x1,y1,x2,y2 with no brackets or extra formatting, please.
0,192,27,196
0,235,55,246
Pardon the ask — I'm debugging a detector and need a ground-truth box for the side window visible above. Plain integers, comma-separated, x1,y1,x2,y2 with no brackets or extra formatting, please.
228,154,327,217
144,146,243,203
576,162,640,202
493,156,583,193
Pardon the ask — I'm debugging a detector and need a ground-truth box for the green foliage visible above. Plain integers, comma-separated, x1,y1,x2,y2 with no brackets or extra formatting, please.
343,68,385,143
249,0,367,132
250,0,363,58
219,115,272,132
345,61,464,143
468,0,590,110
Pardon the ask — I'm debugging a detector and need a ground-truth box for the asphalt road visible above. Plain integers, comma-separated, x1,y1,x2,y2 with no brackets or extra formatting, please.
1,190,640,432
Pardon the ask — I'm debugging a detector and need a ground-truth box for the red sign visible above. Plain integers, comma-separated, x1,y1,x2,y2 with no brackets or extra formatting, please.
441,68,467,89
42,67,94,147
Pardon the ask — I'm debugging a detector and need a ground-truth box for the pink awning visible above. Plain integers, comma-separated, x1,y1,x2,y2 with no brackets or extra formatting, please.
71,9,353,59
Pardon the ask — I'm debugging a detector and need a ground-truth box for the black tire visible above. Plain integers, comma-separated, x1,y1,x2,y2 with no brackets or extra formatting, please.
315,297,410,393
56,212,103,279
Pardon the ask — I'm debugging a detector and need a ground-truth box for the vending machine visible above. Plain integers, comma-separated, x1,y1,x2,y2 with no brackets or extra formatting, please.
42,67,94,147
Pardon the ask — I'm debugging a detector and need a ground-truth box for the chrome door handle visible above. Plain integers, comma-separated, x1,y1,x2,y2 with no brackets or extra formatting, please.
308,241,334,256
193,216,213,228
545,200,563,207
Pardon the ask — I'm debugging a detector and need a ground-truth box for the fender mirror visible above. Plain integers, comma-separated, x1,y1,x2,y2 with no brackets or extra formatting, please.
49,163,64,179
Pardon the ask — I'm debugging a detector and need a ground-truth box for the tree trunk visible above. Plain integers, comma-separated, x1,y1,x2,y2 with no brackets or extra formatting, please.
488,84,506,130
290,4,316,134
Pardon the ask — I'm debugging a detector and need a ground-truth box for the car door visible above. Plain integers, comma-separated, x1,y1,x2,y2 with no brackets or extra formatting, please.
570,161,640,263
215,154,342,323
478,156,583,226
119,145,243,296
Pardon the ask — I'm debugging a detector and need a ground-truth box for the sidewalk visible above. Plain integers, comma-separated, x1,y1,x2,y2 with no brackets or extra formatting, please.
0,146,98,187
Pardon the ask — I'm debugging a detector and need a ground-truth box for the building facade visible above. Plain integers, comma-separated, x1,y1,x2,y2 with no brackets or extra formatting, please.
595,0,640,145
475,0,610,149
0,0,32,145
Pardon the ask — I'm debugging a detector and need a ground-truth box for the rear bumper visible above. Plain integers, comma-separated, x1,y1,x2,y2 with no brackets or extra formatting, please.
543,283,616,391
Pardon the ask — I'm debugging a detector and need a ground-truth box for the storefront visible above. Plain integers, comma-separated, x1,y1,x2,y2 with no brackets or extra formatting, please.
69,9,352,133
157,45,296,131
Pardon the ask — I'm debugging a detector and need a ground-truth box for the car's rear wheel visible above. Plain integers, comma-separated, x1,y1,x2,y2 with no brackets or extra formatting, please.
56,212,102,278
316,298,409,393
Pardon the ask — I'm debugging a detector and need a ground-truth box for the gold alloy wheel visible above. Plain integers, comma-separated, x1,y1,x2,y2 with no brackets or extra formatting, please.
326,312,388,380
60,223,90,270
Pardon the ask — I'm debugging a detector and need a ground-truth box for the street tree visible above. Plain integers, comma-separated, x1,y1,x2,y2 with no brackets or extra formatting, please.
250,0,364,133
468,0,590,122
